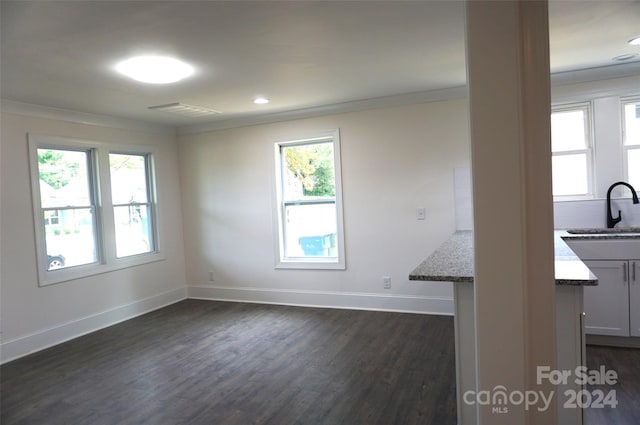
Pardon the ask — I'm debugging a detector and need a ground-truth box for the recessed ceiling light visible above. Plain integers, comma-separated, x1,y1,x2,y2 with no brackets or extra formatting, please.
115,56,194,84
612,53,638,62
253,97,270,105
629,37,640,46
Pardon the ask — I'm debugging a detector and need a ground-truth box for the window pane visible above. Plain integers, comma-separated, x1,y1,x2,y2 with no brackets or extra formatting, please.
44,208,97,270
552,154,588,196
275,132,344,269
623,102,640,146
37,149,91,208
284,203,337,258
109,154,149,204
628,148,640,189
114,205,153,257
282,142,335,201
551,109,587,152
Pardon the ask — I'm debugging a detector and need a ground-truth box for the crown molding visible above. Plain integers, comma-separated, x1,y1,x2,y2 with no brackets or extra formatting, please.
551,61,640,86
177,86,469,135
1,99,175,135
550,62,640,102
179,62,640,135
3,61,639,137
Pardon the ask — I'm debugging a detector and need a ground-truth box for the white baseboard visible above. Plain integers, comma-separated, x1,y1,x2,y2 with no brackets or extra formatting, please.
1,286,451,364
0,287,187,364
187,285,454,315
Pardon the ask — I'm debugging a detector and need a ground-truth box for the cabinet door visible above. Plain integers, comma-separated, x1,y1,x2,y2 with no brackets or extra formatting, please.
583,260,630,337
630,261,640,337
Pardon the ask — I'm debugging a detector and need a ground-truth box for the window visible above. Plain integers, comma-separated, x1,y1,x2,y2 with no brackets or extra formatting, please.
273,130,345,269
110,153,155,257
551,103,593,198
29,135,161,285
35,148,99,271
622,98,640,189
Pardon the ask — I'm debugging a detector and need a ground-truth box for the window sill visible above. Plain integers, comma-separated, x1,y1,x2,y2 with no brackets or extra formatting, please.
38,252,166,286
275,258,345,270
553,195,596,203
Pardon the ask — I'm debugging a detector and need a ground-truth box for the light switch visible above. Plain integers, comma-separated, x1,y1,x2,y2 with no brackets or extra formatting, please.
417,207,426,220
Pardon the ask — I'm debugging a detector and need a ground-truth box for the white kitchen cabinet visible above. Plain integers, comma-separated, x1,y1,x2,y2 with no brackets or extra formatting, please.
583,259,639,337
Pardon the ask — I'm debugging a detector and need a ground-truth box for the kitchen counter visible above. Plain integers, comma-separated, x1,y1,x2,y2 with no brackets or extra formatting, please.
409,230,597,285
562,227,640,239
411,231,594,425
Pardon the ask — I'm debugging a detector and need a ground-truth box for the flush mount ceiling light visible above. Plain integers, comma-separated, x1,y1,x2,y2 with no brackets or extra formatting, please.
629,36,640,46
253,96,270,105
115,56,194,84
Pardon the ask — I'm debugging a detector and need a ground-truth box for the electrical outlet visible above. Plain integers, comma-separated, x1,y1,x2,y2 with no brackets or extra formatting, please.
417,207,426,220
208,271,214,281
383,276,391,289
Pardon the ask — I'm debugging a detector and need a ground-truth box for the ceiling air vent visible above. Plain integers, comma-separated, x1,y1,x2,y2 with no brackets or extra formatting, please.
148,102,221,117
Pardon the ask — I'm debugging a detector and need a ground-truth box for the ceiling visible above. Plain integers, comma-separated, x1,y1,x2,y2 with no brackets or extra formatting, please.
2,1,640,130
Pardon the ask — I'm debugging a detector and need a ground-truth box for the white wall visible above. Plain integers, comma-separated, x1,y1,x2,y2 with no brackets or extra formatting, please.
0,113,187,362
179,100,470,313
4,75,632,362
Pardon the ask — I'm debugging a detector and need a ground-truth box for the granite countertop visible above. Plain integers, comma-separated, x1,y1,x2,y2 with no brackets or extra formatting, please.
560,228,640,241
409,230,597,286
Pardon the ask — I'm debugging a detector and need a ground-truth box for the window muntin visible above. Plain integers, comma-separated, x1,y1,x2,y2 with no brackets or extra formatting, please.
551,104,593,198
36,148,99,270
274,131,345,269
29,135,162,286
109,153,155,258
622,99,640,189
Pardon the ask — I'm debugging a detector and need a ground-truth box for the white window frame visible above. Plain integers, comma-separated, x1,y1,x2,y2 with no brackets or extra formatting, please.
621,97,640,189
272,129,346,270
551,102,595,201
28,135,163,286
109,151,157,258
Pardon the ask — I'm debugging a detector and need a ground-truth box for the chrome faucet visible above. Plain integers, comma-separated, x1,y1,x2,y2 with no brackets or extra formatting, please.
606,181,639,228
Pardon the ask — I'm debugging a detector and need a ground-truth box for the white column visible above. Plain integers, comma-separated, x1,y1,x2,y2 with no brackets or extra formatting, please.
466,1,557,424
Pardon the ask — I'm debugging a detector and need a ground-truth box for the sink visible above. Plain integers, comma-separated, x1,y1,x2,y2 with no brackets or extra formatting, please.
562,232,640,260
566,227,640,234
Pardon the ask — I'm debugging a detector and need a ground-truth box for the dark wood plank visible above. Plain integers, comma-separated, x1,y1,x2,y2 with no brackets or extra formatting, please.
1,300,456,425
585,345,640,425
3,300,640,424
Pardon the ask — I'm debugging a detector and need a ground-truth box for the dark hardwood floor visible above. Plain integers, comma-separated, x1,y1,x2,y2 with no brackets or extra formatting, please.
1,300,639,425
585,345,640,425
0,300,456,425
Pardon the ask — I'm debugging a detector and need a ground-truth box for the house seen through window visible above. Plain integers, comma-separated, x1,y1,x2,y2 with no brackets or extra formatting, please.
37,148,98,270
